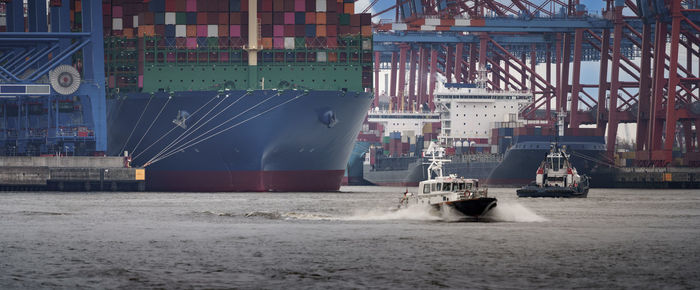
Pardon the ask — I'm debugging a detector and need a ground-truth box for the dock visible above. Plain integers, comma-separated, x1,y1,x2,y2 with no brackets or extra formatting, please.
591,167,700,189
0,156,145,191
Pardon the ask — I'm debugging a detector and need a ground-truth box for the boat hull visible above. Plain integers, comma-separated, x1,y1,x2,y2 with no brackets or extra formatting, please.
439,197,498,217
107,90,373,192
516,186,589,198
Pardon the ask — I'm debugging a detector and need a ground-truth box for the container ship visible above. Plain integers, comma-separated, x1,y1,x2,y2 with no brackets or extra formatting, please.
355,80,606,187
100,0,374,191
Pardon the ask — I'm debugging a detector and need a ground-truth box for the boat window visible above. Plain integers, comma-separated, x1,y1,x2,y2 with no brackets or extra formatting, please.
458,183,465,190
466,183,472,190
443,183,451,191
453,183,459,191
431,183,436,191
423,184,430,193
437,183,442,191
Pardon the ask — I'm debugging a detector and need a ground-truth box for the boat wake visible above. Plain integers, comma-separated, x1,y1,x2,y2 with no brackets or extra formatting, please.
342,205,442,221
486,202,548,222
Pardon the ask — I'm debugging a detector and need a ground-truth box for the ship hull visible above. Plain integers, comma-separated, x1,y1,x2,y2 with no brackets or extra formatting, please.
107,90,372,192
516,186,589,198
363,157,499,187
487,138,606,186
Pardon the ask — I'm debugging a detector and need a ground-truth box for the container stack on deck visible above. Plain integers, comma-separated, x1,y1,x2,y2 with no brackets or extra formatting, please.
96,0,373,93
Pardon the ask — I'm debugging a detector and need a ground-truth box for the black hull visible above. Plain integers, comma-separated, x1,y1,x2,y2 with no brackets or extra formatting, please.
438,198,498,217
516,186,589,198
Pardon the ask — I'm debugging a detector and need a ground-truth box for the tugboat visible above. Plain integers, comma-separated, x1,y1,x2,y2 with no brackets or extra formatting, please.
399,142,497,217
516,112,590,198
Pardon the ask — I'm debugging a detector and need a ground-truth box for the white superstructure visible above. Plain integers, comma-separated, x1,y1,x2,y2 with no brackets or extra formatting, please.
366,108,440,137
434,82,532,144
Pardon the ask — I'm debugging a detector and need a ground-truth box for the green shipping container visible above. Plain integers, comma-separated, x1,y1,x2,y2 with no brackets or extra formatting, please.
382,136,391,144
339,14,350,26
176,13,187,25
295,37,305,48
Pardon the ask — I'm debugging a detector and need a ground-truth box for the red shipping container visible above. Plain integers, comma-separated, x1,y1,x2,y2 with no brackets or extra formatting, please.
103,4,111,16
273,25,284,37
196,12,207,24
343,3,354,14
350,14,360,26
261,25,273,37
326,0,336,12
230,13,240,25
186,37,197,49
197,25,207,37
295,25,305,35
273,0,284,11
361,25,371,36
295,0,305,11
208,12,218,25
165,0,176,11
261,12,273,25
284,25,295,37
316,25,326,37
326,36,337,47
326,25,337,36
284,12,295,24
218,13,228,24
241,0,248,11
142,13,155,25
175,0,187,12
261,0,273,11
218,1,228,11
112,6,123,18
186,0,196,12
360,13,371,25
305,0,315,11
273,37,284,49
338,25,350,35
230,25,241,37
326,12,337,25
155,25,166,36
350,26,360,34
273,12,285,25
305,12,315,24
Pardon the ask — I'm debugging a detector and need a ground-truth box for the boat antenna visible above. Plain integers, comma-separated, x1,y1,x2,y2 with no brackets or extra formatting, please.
424,142,451,180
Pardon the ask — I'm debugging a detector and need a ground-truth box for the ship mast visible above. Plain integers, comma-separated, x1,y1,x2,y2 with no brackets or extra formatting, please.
245,0,260,89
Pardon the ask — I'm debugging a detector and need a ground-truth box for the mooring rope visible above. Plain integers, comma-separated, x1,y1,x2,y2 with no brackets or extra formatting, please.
146,91,307,167
119,94,153,155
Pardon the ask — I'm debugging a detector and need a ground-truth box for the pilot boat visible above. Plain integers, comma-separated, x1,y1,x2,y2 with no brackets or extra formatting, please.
399,142,497,217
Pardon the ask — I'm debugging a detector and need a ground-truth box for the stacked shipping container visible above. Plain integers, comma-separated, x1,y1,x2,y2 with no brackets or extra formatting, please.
95,0,372,92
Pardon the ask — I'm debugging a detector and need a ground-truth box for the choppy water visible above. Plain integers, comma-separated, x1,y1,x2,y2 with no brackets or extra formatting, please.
0,187,699,289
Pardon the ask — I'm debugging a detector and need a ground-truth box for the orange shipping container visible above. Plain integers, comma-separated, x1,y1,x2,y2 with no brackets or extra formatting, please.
327,52,337,62
138,25,154,36
316,25,326,37
261,38,273,48
305,12,316,24
123,28,134,37
344,3,354,14
218,24,229,37
316,13,326,25
186,25,196,37
361,25,371,36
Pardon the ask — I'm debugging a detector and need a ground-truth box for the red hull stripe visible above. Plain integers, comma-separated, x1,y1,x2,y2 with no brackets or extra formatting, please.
147,170,345,192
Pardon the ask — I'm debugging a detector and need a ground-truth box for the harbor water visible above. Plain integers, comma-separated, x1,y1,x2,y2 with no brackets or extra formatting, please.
1,187,699,288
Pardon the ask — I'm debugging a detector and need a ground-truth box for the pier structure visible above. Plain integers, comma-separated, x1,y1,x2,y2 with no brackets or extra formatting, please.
368,0,699,168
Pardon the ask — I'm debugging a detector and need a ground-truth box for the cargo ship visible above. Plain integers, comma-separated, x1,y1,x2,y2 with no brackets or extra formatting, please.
100,0,374,191
355,80,607,187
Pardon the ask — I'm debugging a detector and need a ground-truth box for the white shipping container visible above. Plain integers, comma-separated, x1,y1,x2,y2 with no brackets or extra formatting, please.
362,39,371,50
133,15,139,27
424,18,440,25
317,51,327,62
112,18,123,30
316,0,326,12
165,12,176,25
0,17,6,26
392,23,407,30
207,25,218,37
420,25,436,31
284,37,295,49
455,19,470,26
176,25,186,37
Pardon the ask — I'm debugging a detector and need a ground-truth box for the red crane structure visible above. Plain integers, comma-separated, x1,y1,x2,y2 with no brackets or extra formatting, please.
371,0,699,167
